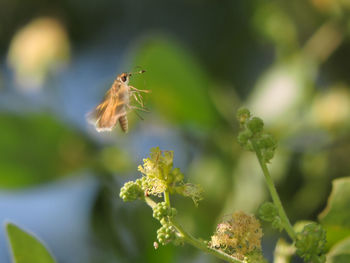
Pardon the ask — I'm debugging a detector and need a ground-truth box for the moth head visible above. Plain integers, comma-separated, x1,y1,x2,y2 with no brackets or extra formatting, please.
118,73,129,84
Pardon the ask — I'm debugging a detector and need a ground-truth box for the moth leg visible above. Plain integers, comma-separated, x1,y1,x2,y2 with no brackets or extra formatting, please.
129,85,150,93
128,105,150,112
133,109,144,120
131,92,145,107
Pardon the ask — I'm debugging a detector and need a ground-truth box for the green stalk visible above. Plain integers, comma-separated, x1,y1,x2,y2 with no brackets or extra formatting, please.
145,196,243,263
170,220,244,263
145,196,157,209
164,190,171,207
251,140,297,241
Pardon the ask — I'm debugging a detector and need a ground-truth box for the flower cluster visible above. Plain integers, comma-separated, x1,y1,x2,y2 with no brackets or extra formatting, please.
295,223,327,263
237,108,277,163
153,202,177,221
120,147,203,204
156,222,177,245
258,202,283,231
209,211,265,262
119,179,144,202
120,147,203,249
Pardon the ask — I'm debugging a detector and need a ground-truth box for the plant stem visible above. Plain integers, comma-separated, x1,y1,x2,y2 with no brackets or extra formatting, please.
302,20,343,64
252,140,297,242
145,195,243,263
164,190,171,207
170,219,244,263
145,196,157,209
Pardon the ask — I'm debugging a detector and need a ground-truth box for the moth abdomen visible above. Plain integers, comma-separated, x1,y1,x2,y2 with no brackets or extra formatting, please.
118,115,128,133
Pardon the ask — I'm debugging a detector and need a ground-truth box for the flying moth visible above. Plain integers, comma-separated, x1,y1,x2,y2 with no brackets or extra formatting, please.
87,70,149,133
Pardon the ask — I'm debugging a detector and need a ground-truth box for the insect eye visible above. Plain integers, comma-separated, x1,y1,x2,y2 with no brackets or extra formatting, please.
121,75,127,82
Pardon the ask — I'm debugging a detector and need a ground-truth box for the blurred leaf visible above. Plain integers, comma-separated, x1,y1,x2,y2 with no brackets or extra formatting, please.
0,113,94,188
188,155,229,201
222,152,266,214
97,146,134,174
293,220,314,233
274,238,295,263
289,153,329,218
311,85,350,131
6,222,56,263
319,177,350,249
130,37,219,128
327,237,350,263
253,2,297,51
248,57,315,127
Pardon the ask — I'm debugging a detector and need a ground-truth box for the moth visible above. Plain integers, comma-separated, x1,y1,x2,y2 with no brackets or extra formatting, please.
88,70,149,132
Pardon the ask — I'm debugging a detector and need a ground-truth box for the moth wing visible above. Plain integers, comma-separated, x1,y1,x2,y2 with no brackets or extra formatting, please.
86,87,113,124
98,103,125,132
86,108,99,126
87,81,127,132
89,99,126,132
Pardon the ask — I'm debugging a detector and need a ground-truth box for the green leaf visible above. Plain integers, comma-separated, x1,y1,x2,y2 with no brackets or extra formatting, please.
327,237,350,263
6,222,56,263
319,177,350,249
130,37,219,128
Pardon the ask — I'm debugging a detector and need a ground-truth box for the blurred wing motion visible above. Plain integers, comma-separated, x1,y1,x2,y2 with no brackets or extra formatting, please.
87,78,127,132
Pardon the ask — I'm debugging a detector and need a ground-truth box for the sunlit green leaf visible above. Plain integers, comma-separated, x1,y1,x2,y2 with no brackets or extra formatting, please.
319,177,350,249
6,223,56,263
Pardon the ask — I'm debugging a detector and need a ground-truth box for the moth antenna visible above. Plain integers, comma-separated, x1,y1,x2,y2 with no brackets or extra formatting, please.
134,65,145,72
128,69,146,76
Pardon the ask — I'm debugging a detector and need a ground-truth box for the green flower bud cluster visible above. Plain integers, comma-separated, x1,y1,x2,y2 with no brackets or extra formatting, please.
237,108,277,163
295,223,326,263
152,202,177,221
119,148,199,250
137,147,203,204
120,148,203,204
256,134,276,163
119,179,144,202
156,222,177,245
258,202,283,231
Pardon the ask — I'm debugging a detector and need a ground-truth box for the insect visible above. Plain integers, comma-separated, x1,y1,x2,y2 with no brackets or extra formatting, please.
88,70,149,132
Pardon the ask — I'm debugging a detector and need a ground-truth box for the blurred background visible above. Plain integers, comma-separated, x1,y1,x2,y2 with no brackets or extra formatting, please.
1,0,350,262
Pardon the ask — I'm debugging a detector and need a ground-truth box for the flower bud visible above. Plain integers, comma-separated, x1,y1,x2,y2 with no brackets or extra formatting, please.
295,223,326,263
119,181,144,202
237,107,251,125
247,117,264,134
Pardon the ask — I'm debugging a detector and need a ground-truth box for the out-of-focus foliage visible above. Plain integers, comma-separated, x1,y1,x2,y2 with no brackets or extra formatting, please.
247,57,315,127
7,17,70,91
311,85,350,131
6,223,56,263
97,147,134,174
327,237,350,263
130,38,220,128
0,113,94,188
